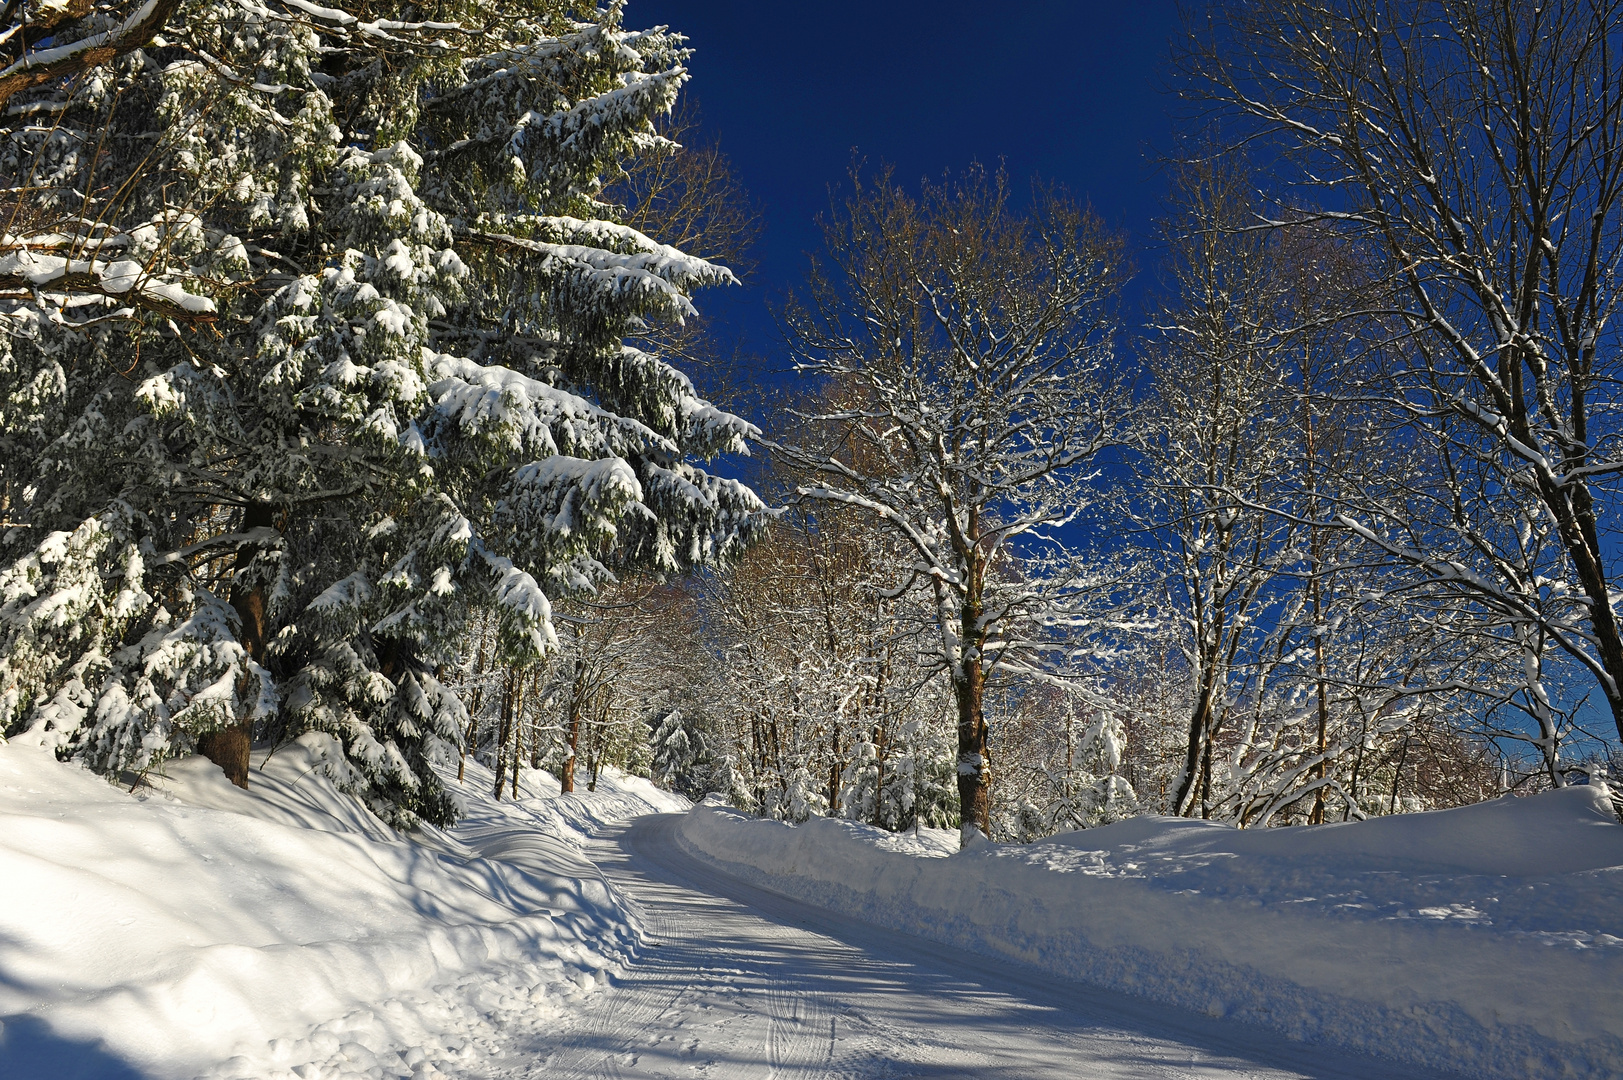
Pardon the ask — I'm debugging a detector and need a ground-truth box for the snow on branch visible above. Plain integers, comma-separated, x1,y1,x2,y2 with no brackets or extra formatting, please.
425,351,676,460
0,0,182,107
0,243,216,320
462,229,730,321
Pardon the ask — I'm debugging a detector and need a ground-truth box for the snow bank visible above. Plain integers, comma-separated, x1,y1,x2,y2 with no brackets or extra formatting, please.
678,788,1623,1080
459,761,690,858
0,737,682,1080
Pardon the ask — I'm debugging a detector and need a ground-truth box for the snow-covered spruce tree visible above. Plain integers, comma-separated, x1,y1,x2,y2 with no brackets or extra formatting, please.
650,707,692,784
0,0,761,825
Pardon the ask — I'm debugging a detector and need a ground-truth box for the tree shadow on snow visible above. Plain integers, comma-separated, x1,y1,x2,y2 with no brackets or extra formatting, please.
0,1014,151,1080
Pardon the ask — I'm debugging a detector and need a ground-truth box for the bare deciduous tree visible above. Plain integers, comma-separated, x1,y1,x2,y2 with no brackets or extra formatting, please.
778,164,1136,841
1188,0,1623,755
1141,147,1498,822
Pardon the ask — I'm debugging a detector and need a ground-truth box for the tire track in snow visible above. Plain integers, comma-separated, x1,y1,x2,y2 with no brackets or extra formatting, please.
525,826,838,1078
517,814,1466,1080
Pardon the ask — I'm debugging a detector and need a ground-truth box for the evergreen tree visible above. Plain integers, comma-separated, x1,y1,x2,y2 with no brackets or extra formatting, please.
650,707,700,789
0,0,761,825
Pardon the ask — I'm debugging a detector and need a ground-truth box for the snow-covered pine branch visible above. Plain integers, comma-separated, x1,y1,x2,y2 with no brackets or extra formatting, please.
0,0,764,827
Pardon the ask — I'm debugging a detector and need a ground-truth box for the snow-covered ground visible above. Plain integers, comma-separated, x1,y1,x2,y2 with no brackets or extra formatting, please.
0,736,683,1080
549,812,1455,1079
7,735,1621,1080
0,736,1426,1080
677,789,1623,1080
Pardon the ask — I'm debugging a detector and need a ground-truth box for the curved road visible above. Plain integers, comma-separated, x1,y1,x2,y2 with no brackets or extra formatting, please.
521,814,1458,1080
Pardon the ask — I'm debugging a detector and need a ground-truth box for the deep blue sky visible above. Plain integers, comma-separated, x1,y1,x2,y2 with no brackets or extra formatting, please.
629,0,1186,378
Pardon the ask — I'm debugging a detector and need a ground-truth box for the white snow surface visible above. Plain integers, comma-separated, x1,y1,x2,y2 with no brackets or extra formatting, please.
0,735,684,1080
677,788,1623,1080
8,731,1623,1080
531,812,1459,1079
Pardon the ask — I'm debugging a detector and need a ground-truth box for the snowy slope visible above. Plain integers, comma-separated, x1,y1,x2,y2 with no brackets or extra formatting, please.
677,788,1623,1080
0,737,684,1080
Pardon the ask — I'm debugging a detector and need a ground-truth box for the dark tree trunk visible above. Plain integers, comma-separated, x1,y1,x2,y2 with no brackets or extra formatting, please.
511,696,521,800
873,723,888,828
954,664,989,838
562,692,581,794
1199,737,1214,820
952,535,991,843
529,671,544,770
827,721,841,813
458,628,490,783
1173,691,1209,817
201,502,276,789
197,726,250,789
459,715,477,783
954,580,990,840
511,669,524,799
492,669,516,800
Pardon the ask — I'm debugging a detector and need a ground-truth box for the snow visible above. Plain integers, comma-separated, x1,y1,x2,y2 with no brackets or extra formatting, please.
677,788,1623,1080
549,813,1455,1079
0,0,162,78
425,351,675,460
0,736,684,1080
8,721,1621,1080
0,247,216,314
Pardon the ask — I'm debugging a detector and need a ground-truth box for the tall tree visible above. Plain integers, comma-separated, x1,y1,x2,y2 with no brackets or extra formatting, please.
779,165,1133,841
1138,153,1305,818
0,0,762,824
1141,149,1498,821
1189,0,1623,754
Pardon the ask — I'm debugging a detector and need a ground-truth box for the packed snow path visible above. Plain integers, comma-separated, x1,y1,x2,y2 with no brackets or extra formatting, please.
531,815,1460,1080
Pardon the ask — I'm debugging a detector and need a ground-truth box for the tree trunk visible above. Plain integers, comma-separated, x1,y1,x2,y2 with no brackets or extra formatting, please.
1309,631,1331,825
1388,736,1410,815
511,679,523,800
1304,374,1330,826
528,670,545,770
586,698,601,792
954,535,991,844
1173,676,1219,817
458,715,477,783
492,668,516,800
197,726,250,789
954,664,989,839
1549,479,1623,746
872,722,888,828
201,501,276,789
458,625,490,783
827,720,841,813
562,693,580,794
1199,736,1214,820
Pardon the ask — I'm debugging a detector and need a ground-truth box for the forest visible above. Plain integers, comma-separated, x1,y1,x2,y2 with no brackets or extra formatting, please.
1,0,1621,847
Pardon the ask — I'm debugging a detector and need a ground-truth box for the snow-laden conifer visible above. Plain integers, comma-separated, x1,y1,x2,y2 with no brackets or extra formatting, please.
0,0,761,825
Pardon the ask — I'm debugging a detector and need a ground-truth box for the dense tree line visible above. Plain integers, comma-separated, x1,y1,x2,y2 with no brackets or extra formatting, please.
2,0,1619,839
451,1,1623,840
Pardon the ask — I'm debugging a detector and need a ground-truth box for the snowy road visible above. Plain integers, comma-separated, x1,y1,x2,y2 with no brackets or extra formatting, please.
515,814,1460,1080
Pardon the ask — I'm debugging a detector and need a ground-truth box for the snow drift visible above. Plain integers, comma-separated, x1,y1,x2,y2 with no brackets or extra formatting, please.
0,736,683,1080
677,788,1623,1080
